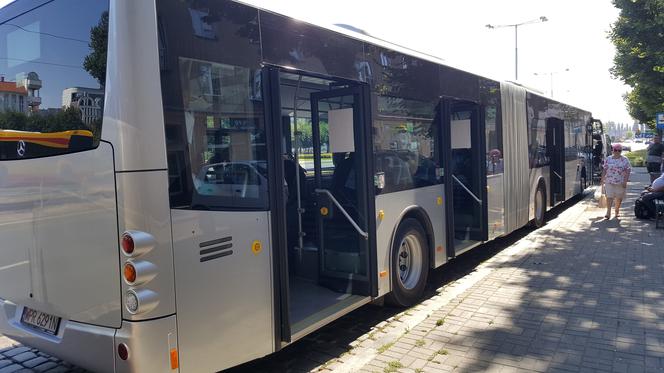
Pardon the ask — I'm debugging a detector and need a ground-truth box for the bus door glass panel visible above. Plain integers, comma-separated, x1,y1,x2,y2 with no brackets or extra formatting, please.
311,89,370,294
546,118,565,205
450,105,483,252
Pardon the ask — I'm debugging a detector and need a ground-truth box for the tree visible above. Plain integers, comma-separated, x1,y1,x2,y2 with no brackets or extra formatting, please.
83,11,109,87
609,0,664,128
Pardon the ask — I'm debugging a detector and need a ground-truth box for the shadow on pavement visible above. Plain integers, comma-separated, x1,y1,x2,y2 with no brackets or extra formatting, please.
226,192,588,372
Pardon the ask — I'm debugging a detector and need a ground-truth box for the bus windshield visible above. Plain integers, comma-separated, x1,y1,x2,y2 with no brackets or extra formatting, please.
0,0,108,160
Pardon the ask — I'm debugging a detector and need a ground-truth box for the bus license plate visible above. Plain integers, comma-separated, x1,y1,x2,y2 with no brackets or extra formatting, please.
21,307,61,336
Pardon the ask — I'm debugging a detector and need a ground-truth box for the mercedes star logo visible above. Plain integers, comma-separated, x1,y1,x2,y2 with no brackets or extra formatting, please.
17,140,26,157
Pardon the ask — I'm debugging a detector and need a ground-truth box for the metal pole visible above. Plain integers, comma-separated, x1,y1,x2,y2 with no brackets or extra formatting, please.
514,25,518,81
550,73,554,98
292,76,304,259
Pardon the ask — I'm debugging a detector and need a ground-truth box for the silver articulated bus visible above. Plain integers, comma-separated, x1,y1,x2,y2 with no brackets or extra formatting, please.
0,0,597,371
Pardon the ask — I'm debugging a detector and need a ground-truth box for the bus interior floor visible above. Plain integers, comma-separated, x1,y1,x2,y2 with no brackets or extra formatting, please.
288,276,357,333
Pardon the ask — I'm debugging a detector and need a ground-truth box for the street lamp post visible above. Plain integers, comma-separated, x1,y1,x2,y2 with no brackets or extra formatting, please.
486,16,548,81
533,68,569,98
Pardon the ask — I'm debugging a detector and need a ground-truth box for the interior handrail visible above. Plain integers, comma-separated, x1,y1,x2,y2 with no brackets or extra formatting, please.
452,175,482,204
314,189,369,239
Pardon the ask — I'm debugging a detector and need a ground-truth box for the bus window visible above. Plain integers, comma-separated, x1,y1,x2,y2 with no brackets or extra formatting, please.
373,119,438,193
0,0,107,160
163,58,268,210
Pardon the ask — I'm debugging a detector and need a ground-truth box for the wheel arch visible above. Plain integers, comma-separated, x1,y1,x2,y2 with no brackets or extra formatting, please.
536,176,547,208
532,176,548,226
389,206,435,273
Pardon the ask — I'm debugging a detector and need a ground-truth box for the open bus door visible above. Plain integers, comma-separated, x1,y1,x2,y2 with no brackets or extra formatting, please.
264,67,376,345
589,118,604,185
442,99,488,257
546,118,565,205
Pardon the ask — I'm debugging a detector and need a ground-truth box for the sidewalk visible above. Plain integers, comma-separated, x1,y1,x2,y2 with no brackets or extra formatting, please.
333,168,664,373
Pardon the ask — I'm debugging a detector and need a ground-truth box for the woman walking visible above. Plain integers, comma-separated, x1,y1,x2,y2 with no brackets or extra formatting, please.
601,143,631,219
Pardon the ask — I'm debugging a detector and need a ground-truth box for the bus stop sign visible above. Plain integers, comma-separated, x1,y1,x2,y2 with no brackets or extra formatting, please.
657,112,664,130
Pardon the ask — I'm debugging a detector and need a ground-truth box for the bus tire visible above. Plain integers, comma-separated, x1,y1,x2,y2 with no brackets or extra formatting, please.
386,218,429,307
533,185,546,228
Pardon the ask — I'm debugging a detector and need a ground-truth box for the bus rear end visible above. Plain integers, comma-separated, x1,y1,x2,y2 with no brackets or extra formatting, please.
0,1,178,372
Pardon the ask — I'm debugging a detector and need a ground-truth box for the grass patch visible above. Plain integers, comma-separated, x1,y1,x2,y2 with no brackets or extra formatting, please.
384,361,403,372
377,342,394,354
415,339,425,347
436,318,445,326
438,349,449,355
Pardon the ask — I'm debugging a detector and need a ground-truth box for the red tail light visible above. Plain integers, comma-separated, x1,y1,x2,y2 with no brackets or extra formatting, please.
121,233,134,255
118,343,129,360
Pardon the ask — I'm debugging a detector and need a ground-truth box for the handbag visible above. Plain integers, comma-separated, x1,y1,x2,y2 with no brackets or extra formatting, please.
596,185,607,208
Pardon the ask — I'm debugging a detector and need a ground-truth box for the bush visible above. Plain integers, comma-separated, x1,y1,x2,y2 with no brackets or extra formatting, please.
625,149,646,167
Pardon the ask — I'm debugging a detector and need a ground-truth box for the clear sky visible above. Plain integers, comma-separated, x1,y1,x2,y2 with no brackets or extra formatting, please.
0,0,634,124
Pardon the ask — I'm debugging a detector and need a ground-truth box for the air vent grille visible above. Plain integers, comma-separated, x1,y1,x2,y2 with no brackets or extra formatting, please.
199,236,233,262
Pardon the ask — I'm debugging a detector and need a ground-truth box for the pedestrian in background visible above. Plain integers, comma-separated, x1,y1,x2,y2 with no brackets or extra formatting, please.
641,172,664,218
646,135,664,181
601,143,632,219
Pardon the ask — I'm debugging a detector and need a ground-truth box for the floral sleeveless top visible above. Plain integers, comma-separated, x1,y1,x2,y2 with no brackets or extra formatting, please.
603,155,631,184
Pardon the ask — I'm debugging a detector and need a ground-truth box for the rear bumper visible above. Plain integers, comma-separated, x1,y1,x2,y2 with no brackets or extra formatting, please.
0,298,115,372
0,299,178,373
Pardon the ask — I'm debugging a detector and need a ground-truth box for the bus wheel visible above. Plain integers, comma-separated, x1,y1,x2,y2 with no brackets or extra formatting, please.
533,185,546,228
387,218,429,307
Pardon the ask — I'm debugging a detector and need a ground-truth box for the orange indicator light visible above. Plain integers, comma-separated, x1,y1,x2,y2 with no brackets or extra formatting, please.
124,262,137,284
170,348,179,369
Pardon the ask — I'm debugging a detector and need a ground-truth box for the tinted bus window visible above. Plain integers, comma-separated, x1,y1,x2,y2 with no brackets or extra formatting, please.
0,0,108,160
158,0,267,210
374,118,438,193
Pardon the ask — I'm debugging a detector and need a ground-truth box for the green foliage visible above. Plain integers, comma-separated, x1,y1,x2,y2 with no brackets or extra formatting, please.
292,118,329,151
384,361,403,372
625,148,647,166
377,341,394,354
0,107,88,133
83,11,109,87
610,0,664,128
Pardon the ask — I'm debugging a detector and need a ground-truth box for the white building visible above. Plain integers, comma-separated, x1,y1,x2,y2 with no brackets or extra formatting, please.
16,72,42,113
62,87,104,125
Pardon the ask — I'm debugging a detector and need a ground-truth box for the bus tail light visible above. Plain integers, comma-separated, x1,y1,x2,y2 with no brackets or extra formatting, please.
121,233,134,255
120,230,156,257
118,343,130,360
123,262,137,284
125,289,159,315
123,260,157,286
